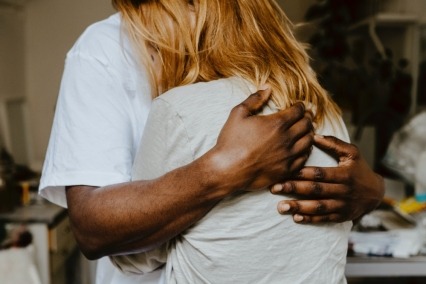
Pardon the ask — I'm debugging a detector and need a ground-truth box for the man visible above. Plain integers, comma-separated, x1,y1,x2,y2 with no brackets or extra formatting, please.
39,7,384,284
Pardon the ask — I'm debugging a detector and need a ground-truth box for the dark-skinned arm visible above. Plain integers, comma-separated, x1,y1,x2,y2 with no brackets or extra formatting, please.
271,134,384,223
66,88,314,260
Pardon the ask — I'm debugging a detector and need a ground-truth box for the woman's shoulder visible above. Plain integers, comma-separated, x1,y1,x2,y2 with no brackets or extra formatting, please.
157,77,252,111
316,113,350,143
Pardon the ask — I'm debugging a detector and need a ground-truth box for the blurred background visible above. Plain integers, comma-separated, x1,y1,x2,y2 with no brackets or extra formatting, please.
1,0,426,283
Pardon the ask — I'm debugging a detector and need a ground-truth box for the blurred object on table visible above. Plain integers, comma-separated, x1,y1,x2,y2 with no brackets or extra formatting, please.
0,224,33,250
0,145,40,211
0,147,19,213
383,111,426,185
0,224,40,283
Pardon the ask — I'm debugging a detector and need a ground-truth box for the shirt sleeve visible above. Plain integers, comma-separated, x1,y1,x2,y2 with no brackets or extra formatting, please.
132,98,195,179
39,52,140,208
110,97,194,275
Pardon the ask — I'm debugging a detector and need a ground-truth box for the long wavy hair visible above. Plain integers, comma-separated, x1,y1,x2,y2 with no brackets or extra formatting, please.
112,0,341,124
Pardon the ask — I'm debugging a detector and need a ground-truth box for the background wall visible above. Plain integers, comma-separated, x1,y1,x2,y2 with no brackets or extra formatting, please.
0,0,314,170
24,0,115,169
0,4,26,163
0,5,24,101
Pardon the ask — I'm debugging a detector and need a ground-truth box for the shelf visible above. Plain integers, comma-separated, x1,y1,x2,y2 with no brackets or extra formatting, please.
0,202,66,228
350,13,419,31
346,255,426,277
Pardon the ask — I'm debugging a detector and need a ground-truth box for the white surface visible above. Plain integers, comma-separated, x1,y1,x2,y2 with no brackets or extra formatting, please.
346,255,426,277
0,245,41,284
350,230,423,258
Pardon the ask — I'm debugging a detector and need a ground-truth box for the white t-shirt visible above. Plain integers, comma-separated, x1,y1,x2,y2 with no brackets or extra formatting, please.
38,13,163,284
111,77,352,284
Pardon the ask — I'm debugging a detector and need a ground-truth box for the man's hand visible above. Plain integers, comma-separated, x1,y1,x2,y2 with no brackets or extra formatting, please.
65,87,315,259
271,135,385,223
207,87,314,192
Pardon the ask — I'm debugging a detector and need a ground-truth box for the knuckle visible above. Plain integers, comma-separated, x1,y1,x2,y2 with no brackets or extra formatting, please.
311,182,323,195
316,201,326,213
231,103,246,114
291,201,301,212
347,144,360,159
281,135,293,147
284,181,297,194
313,167,325,180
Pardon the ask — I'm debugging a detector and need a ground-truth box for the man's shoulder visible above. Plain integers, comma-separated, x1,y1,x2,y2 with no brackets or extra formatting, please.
67,13,133,63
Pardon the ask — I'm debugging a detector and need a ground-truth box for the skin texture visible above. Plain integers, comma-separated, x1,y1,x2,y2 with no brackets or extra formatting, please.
272,135,385,223
66,88,315,260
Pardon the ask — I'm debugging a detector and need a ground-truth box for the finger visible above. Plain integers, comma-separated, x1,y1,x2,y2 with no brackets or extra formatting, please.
271,181,349,197
292,213,346,224
266,102,306,130
296,166,351,183
233,86,272,117
286,138,313,173
289,154,309,174
277,199,346,215
313,135,359,161
289,132,314,157
285,113,314,145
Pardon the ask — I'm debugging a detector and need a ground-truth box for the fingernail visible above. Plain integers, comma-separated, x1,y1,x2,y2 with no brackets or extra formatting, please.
314,134,324,139
279,203,291,213
294,214,304,222
259,84,270,90
271,184,283,193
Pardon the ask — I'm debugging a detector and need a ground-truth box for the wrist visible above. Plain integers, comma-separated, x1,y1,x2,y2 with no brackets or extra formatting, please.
195,146,244,198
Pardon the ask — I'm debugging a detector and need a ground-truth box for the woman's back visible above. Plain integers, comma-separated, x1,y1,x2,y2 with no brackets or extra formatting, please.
127,77,351,283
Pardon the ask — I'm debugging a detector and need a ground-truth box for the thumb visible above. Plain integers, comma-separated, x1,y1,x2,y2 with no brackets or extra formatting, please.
235,85,272,117
313,135,356,162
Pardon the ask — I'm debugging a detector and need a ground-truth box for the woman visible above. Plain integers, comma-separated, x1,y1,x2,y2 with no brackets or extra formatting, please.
111,0,352,283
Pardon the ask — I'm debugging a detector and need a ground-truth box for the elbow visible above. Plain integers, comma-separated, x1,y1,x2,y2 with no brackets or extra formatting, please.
77,241,105,261
67,205,111,260
66,186,112,260
81,248,105,261
79,246,103,261
69,220,110,260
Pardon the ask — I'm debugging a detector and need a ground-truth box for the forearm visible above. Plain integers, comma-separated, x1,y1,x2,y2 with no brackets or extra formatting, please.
66,152,231,260
66,96,313,259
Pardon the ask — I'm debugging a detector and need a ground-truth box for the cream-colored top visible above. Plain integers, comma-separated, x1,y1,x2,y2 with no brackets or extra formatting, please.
111,77,352,284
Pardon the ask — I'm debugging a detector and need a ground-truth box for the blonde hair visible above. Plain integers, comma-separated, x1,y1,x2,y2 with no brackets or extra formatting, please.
113,0,341,124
